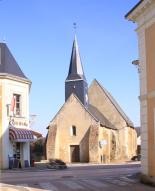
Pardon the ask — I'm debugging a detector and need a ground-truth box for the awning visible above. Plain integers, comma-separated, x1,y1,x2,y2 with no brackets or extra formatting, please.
9,127,34,142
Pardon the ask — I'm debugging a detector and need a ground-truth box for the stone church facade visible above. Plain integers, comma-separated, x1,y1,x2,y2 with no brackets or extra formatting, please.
46,36,137,163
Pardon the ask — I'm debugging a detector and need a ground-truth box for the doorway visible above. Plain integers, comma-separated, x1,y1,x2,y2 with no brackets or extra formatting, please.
70,145,80,162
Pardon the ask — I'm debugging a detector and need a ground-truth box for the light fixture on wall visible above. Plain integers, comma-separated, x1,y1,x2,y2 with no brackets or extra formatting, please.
132,60,140,73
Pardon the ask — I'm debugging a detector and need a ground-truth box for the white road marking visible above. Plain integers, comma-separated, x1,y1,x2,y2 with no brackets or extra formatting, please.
39,182,58,191
120,176,138,183
16,184,33,191
62,180,84,189
111,179,129,186
83,179,108,188
17,184,29,187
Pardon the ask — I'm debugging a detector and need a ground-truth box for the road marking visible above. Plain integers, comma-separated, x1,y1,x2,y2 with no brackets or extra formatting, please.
83,180,108,188
111,179,129,186
62,180,84,189
16,184,36,191
17,184,29,187
39,182,58,191
120,176,138,183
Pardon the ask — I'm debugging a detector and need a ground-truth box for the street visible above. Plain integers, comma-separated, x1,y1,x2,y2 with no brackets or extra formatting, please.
0,163,154,191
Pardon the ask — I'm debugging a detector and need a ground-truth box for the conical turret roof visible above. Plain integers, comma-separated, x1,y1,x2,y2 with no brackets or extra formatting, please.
0,43,28,80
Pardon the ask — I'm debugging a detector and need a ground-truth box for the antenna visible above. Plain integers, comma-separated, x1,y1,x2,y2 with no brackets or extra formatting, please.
29,114,37,128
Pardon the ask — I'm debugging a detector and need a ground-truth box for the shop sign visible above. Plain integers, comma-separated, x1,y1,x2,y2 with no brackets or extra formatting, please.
9,118,28,127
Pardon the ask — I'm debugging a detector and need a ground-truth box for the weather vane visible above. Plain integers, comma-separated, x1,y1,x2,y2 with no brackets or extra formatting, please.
2,36,6,43
73,22,77,33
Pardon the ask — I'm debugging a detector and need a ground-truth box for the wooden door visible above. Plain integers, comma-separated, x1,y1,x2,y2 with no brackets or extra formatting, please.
70,145,80,162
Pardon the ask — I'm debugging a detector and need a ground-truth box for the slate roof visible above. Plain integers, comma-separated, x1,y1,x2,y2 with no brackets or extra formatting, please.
88,104,116,130
91,79,134,127
0,43,28,80
66,35,86,81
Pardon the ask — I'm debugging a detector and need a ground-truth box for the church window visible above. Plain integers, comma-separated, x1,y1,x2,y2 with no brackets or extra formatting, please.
71,125,76,136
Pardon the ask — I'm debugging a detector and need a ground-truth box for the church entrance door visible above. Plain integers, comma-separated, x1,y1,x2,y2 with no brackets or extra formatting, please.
70,145,80,162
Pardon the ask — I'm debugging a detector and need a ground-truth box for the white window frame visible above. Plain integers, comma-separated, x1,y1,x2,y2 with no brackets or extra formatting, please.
14,94,21,116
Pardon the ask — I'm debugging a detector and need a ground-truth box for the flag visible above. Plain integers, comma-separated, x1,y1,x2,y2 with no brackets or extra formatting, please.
10,96,15,112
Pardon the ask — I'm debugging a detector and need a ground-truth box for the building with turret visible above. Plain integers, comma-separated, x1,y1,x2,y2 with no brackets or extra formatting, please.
46,36,137,163
0,43,34,169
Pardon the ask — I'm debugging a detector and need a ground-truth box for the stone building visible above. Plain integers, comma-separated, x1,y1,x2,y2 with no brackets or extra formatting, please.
46,36,137,163
0,43,33,169
126,0,155,182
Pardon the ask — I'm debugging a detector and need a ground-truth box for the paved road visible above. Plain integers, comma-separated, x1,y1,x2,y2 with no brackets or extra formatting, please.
0,163,154,191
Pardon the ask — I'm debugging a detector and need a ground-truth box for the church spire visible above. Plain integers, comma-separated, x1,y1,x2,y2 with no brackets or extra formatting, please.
65,34,88,107
66,35,86,81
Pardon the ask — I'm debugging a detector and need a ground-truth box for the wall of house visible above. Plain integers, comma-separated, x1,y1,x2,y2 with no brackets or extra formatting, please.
145,22,155,176
132,1,155,176
1,77,30,169
0,83,2,169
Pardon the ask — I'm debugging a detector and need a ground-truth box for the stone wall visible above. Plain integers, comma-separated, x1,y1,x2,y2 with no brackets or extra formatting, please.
89,125,99,162
46,125,57,160
88,80,127,130
88,80,137,160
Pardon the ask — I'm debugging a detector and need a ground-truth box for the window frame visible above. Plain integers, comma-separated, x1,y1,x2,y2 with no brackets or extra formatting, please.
13,94,21,116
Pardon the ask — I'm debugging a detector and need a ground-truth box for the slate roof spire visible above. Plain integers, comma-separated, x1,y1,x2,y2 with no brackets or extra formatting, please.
0,43,28,80
65,35,88,107
66,35,86,81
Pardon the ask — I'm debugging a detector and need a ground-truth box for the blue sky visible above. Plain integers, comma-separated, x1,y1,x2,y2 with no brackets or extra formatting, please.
0,0,140,136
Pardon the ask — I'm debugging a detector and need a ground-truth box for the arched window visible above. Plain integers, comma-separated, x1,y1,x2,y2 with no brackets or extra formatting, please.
70,125,76,136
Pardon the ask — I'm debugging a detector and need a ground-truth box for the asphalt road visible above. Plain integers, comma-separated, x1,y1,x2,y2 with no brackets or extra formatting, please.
0,163,154,191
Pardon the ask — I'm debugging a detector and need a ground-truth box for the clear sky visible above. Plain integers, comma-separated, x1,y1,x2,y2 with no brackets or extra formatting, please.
0,0,140,136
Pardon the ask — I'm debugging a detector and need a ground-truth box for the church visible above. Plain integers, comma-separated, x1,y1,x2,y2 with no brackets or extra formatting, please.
46,36,137,163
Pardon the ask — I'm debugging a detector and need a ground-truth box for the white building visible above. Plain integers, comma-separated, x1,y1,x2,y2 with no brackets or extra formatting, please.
0,43,34,169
